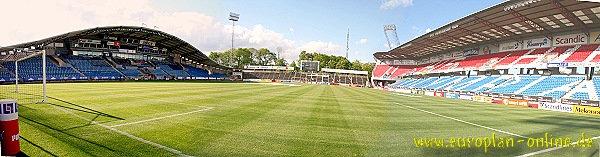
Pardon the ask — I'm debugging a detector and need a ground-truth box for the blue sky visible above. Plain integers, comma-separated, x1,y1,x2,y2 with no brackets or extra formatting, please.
150,0,505,62
1,0,505,63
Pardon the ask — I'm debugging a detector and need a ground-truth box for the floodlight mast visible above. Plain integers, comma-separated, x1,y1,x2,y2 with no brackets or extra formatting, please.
229,12,240,67
346,26,349,59
383,24,400,50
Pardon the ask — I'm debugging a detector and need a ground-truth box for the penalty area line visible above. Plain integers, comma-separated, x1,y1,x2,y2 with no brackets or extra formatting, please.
49,104,194,157
393,102,528,139
111,106,213,127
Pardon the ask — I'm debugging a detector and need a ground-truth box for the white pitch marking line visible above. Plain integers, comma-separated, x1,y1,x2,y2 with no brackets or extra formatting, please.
139,96,203,108
393,93,422,98
516,135,600,157
393,102,528,139
111,106,213,127
50,104,194,157
243,82,301,86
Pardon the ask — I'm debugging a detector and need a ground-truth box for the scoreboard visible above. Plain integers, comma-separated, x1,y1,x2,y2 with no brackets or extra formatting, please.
300,60,320,71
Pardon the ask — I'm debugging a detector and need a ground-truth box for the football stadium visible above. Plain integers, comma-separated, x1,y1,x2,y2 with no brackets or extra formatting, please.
2,0,600,156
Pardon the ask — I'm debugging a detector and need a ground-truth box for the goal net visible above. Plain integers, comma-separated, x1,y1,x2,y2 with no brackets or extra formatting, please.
0,49,47,104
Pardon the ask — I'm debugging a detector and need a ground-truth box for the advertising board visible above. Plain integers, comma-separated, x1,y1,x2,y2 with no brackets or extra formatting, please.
572,105,600,116
501,98,528,107
538,102,573,113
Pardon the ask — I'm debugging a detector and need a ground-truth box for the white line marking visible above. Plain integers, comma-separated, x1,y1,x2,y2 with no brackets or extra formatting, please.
142,96,204,108
111,106,213,127
49,104,194,157
394,102,528,138
516,135,600,157
244,82,301,86
393,93,422,98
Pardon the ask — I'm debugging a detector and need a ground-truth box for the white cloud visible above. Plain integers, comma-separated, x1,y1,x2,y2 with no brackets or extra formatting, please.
295,41,341,55
356,38,368,44
381,0,413,10
0,0,341,62
425,28,433,33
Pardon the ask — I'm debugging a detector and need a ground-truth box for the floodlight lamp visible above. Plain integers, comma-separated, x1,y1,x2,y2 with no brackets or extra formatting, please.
229,12,240,21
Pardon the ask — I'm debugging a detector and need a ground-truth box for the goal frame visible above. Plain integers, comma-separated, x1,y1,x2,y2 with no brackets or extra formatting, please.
13,50,47,103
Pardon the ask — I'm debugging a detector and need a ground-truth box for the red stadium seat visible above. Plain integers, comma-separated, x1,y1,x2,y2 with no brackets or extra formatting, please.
563,44,599,62
373,65,391,78
494,50,529,66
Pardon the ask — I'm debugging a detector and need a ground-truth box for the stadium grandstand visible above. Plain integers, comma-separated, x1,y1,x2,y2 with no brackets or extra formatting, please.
242,65,369,87
374,0,600,105
0,26,230,83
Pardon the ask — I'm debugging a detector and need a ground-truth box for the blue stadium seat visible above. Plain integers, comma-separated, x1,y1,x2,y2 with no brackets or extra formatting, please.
571,92,590,100
519,76,583,99
155,62,190,78
488,76,540,94
425,77,462,89
64,56,121,79
462,76,504,92
448,76,479,90
2,56,83,81
184,65,210,77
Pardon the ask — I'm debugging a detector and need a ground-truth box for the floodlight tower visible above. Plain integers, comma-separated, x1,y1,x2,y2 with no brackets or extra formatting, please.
229,12,240,67
346,26,349,59
384,24,400,50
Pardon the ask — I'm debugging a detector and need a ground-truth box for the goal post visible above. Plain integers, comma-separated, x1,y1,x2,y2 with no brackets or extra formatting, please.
0,49,47,104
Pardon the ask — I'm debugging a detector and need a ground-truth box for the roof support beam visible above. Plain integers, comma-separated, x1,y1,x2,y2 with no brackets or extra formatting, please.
424,37,454,51
122,31,137,36
156,37,172,43
412,42,444,53
549,0,590,37
439,33,467,48
506,9,553,40
138,34,154,40
172,43,188,51
472,16,522,43
395,46,418,57
454,27,500,47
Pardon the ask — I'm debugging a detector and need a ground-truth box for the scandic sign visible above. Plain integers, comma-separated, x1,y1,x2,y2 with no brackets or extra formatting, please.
554,33,588,46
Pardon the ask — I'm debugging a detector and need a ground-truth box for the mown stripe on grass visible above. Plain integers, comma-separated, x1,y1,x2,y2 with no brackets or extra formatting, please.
176,85,317,156
290,86,363,156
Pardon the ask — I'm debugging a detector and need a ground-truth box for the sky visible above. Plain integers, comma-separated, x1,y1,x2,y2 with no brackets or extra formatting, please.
0,0,505,63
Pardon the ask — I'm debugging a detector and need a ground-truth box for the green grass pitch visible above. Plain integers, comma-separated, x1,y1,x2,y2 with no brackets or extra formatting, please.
10,82,600,156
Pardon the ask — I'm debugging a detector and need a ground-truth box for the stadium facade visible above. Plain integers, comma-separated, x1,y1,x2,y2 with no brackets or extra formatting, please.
0,26,229,82
373,0,600,105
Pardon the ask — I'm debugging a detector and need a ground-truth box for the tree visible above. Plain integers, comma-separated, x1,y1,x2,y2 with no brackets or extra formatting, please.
350,60,362,71
233,48,254,68
299,51,309,61
275,58,287,66
361,62,376,77
335,59,350,69
290,61,298,71
255,48,274,65
327,60,336,69
209,51,230,66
